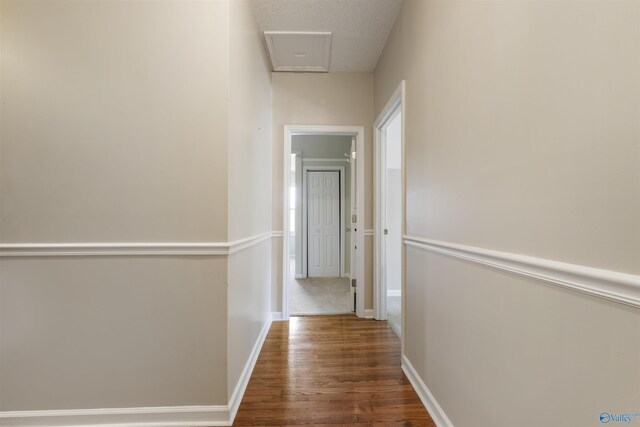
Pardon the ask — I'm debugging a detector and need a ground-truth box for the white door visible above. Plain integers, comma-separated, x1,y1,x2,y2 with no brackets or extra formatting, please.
349,139,357,309
381,111,402,334
308,171,340,277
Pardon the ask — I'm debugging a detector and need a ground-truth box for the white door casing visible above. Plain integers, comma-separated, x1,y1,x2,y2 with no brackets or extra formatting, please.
308,171,340,277
283,125,365,320
374,81,405,335
384,114,403,302
349,138,357,307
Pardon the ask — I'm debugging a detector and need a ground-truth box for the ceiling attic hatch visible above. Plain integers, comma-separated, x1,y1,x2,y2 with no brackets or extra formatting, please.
264,31,332,72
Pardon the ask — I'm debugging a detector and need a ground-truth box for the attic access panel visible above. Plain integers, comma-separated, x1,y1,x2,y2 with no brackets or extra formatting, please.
264,31,332,72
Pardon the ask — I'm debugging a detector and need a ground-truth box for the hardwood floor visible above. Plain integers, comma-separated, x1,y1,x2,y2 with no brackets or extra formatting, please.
233,315,435,426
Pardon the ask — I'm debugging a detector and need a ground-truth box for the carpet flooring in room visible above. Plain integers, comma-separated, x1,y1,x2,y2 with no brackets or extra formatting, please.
289,258,353,315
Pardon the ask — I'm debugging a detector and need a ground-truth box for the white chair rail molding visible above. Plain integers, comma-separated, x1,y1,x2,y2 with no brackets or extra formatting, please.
403,235,640,309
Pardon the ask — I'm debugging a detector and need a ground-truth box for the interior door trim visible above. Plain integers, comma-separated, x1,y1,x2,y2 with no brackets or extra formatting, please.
302,167,346,279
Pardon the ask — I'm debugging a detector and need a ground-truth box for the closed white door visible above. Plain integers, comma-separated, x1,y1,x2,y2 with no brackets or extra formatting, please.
308,171,340,277
349,139,357,308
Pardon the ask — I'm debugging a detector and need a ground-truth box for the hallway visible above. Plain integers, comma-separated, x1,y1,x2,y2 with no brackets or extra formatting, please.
1,1,638,426
233,316,434,426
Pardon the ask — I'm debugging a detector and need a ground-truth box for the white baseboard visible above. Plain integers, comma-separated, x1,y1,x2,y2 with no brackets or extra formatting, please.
294,274,304,279
0,316,275,427
387,290,401,297
227,315,272,422
0,405,231,427
402,354,454,427
271,311,283,320
363,309,374,318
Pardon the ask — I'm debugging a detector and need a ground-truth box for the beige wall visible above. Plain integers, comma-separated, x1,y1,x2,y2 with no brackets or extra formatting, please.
0,0,237,413
376,0,640,273
226,0,273,401
0,0,229,243
292,135,353,158
406,249,640,427
0,257,228,410
272,72,375,311
227,0,272,242
375,1,640,426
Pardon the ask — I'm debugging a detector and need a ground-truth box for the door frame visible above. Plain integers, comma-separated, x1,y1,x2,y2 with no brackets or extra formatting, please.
374,81,405,329
283,125,365,320
302,166,347,278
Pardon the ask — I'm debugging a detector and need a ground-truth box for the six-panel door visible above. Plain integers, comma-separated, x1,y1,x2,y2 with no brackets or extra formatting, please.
307,171,340,277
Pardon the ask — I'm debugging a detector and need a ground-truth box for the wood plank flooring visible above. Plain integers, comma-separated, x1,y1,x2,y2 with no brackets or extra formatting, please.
233,315,435,426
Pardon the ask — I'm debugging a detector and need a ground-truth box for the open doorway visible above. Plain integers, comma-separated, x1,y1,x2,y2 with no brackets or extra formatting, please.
283,126,365,320
291,136,350,315
374,82,404,339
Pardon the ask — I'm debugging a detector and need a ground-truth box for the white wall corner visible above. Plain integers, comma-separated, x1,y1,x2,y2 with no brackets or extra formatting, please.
227,316,273,423
0,231,286,258
402,354,455,427
363,309,375,318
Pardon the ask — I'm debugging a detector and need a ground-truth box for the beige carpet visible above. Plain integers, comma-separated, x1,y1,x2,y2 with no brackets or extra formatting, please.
290,259,353,315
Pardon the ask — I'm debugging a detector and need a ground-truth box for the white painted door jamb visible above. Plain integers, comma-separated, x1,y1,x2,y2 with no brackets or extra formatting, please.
283,125,366,320
374,81,405,344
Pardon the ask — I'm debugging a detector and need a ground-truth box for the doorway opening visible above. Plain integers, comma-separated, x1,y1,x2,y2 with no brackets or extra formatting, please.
374,82,405,339
283,126,365,320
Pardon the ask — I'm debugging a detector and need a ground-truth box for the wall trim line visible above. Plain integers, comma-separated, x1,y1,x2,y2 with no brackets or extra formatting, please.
402,354,454,427
228,232,274,255
302,157,350,163
364,229,374,237
0,232,282,258
404,235,640,309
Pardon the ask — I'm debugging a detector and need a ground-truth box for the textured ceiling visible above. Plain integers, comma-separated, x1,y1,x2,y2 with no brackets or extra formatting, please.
251,0,403,72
